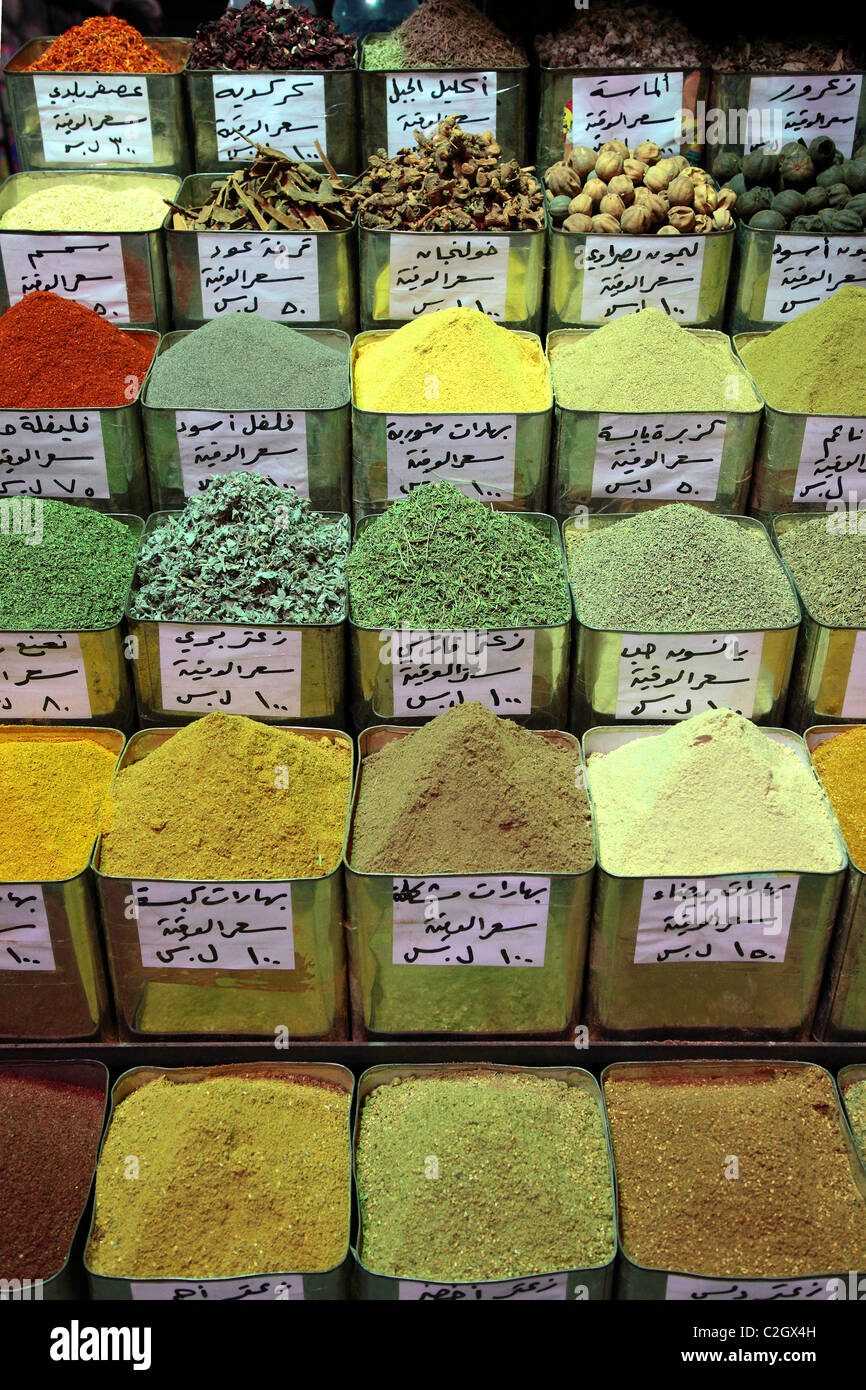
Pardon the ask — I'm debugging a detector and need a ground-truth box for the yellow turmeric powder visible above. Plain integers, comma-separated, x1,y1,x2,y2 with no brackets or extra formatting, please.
0,734,117,880
352,306,551,413
811,727,866,869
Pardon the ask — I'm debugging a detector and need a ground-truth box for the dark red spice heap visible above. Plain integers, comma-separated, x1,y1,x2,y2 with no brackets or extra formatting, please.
188,0,356,72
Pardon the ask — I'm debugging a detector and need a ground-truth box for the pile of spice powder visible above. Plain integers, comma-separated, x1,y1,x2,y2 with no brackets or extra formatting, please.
844,1080,866,1164
0,501,138,630
347,481,570,629
566,504,799,631
25,16,176,72
87,1073,350,1278
0,182,176,233
604,1066,866,1278
738,287,866,416
99,713,351,880
145,315,349,412
777,515,866,628
0,293,155,410
189,1,355,70
0,736,117,880
536,4,705,68
353,308,550,413
587,708,843,877
550,309,759,414
0,1071,105,1280
129,473,347,626
363,0,524,70
356,1071,614,1281
351,702,593,874
811,728,866,868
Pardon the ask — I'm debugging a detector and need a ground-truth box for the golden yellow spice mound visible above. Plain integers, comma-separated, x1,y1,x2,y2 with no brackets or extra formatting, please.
99,712,352,880
0,735,117,880
811,726,866,869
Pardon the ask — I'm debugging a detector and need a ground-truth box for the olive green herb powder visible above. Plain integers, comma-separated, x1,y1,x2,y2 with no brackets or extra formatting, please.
778,515,866,628
356,1071,615,1282
738,285,866,415
844,1080,866,1166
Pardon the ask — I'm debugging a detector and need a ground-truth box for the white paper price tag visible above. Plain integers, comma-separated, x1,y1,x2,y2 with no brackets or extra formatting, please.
385,414,516,501
764,237,866,321
746,74,863,156
387,628,535,717
617,632,764,720
580,236,706,322
634,875,798,964
0,410,110,499
213,74,327,162
569,73,684,151
792,416,866,502
0,885,54,971
842,630,866,718
133,880,295,970
385,72,497,154
399,1274,568,1300
34,74,154,163
157,624,302,717
667,1274,836,1301
392,875,550,966
388,233,510,319
198,234,320,320
591,412,726,500
1,233,130,320
0,632,91,719
176,411,309,497
132,1275,303,1301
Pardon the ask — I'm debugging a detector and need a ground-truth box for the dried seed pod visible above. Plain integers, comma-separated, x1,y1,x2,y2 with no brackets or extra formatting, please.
563,212,594,233
620,203,653,234
712,207,734,230
633,141,661,165
591,213,622,234
584,178,608,205
623,158,648,183
667,175,695,207
655,157,680,184
600,193,626,219
646,193,669,224
632,186,652,205
596,150,624,181
694,213,714,234
568,144,598,178
643,164,669,192
667,205,696,232
694,185,718,214
569,192,594,216
600,139,630,158
545,161,582,197
657,224,680,235
608,174,635,205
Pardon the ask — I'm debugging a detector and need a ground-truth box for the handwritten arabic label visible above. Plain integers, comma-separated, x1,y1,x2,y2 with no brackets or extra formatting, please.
399,1274,568,1300
389,628,535,717
634,876,798,964
580,236,706,321
212,74,326,163
176,411,309,497
133,880,295,970
34,74,154,164
617,633,764,720
157,624,302,717
0,632,91,719
666,1274,834,1301
570,73,684,151
385,415,516,501
792,416,866,502
132,1275,304,1301
385,72,497,155
388,233,510,320
392,875,550,966
0,885,54,972
592,413,726,500
1,234,130,320
198,235,320,320
0,410,110,499
764,237,866,321
746,75,863,157
842,630,866,719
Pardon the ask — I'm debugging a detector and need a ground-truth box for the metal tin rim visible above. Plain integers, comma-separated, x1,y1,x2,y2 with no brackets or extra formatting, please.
537,62,706,74
772,511,866,632
186,60,358,75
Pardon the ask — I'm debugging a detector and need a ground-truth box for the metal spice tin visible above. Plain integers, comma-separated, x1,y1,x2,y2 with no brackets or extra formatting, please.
807,726,866,1040
0,1059,109,1301
124,511,348,726
352,1062,617,1300
0,511,142,730
85,1061,354,1300
163,173,357,333
347,511,571,729
706,70,866,161
345,725,595,1037
548,328,761,519
839,1065,866,1158
92,726,352,1039
0,172,178,331
0,725,121,1041
602,1059,866,1300
565,513,800,734
350,328,552,516
185,66,359,175
582,724,847,1039
142,329,351,512
3,39,191,175
729,222,866,335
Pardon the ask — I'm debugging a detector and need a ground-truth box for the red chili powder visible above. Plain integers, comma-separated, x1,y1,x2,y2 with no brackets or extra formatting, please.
25,16,176,73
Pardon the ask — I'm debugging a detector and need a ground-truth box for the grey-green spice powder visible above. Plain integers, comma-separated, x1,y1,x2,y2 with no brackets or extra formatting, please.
778,516,866,628
129,472,348,624
566,504,800,631
145,314,349,411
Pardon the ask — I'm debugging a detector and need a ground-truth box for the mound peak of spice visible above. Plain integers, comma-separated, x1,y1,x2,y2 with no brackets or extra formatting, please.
25,15,175,73
712,35,858,72
188,0,356,71
738,285,866,416
0,181,176,233
536,4,705,69
363,0,525,71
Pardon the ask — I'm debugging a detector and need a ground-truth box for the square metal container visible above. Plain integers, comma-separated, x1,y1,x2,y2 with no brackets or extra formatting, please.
185,66,359,174
3,38,191,174
706,70,866,160
348,511,571,728
125,511,348,727
565,513,800,734
93,725,352,1038
352,1062,617,1300
164,172,357,332
142,328,351,512
0,172,178,330
345,725,596,1037
583,723,847,1039
603,1059,866,1300
730,223,866,335
86,1061,354,1300
839,1064,866,1159
0,726,121,1040
548,328,761,518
